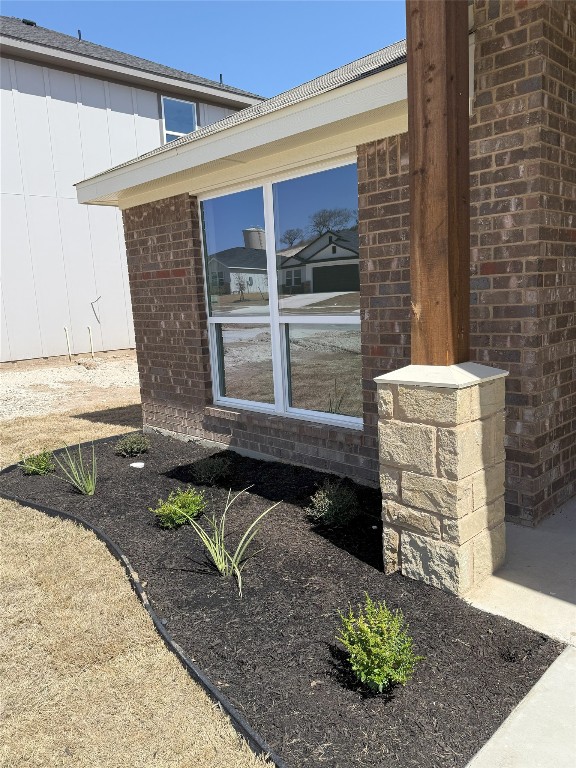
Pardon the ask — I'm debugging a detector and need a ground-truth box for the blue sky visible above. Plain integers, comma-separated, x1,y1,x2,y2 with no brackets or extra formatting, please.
2,1,407,97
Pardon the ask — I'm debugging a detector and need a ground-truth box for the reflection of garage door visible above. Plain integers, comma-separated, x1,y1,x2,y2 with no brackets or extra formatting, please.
312,264,360,292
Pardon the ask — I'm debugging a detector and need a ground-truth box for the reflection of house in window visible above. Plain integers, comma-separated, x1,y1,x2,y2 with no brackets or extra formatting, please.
207,228,268,297
278,229,359,295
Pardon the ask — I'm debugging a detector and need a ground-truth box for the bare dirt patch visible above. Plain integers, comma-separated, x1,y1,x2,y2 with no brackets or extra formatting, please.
0,350,140,421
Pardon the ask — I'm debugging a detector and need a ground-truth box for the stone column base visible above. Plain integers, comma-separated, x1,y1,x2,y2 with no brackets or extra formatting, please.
375,362,508,596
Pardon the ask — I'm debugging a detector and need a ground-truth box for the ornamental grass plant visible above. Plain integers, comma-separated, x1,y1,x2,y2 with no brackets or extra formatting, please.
54,443,97,496
187,488,279,597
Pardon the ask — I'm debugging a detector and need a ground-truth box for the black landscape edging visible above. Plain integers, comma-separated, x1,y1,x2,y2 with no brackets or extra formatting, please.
0,477,288,768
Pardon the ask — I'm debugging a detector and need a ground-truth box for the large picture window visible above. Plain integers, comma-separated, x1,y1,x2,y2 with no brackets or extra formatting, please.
201,163,361,427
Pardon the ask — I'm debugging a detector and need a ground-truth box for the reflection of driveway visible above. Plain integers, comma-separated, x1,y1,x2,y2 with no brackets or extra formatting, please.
279,292,354,310
217,291,360,315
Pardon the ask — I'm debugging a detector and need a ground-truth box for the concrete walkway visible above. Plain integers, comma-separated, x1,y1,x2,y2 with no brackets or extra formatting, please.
467,497,576,645
465,498,576,767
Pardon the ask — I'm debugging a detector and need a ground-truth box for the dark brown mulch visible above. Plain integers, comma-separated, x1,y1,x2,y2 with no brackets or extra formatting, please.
0,433,562,768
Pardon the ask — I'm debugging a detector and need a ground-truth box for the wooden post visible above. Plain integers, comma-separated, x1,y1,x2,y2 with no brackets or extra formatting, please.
406,0,470,365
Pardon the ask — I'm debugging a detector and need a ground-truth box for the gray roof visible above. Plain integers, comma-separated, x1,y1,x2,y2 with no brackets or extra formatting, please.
208,247,267,271
281,229,359,268
0,15,262,100
80,38,407,183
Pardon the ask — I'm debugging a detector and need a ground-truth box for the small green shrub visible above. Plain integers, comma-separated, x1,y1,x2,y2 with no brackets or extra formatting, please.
337,594,423,693
18,450,55,476
54,444,97,496
305,479,359,528
150,487,206,529
114,433,151,457
187,488,279,597
191,455,233,486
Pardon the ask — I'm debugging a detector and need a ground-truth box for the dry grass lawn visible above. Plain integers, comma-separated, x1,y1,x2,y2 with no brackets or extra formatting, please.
0,364,270,768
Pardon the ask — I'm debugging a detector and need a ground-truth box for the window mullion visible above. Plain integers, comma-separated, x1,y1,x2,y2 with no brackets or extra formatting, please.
263,183,286,413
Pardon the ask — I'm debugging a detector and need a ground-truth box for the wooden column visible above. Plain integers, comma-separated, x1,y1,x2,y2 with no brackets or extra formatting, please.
406,0,470,365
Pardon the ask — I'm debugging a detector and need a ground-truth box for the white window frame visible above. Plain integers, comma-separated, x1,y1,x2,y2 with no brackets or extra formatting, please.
200,164,362,430
161,95,198,144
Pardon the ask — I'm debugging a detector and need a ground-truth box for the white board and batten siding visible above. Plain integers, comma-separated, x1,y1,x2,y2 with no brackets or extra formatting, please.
0,56,233,362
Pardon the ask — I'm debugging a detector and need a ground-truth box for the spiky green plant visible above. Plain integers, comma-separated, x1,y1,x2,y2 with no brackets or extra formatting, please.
186,488,279,597
54,444,97,496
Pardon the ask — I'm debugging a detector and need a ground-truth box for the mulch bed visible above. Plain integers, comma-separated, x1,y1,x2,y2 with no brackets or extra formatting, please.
1,433,563,768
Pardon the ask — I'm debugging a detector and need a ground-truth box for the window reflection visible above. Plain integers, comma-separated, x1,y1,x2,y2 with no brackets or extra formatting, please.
274,165,359,315
287,325,362,417
216,325,274,403
162,97,196,140
202,188,269,316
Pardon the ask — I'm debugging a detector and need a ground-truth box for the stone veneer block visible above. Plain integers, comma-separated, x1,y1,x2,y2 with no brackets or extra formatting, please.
378,386,395,419
472,523,506,584
472,462,505,511
469,378,506,422
400,531,474,595
382,525,400,575
378,420,436,476
397,385,471,426
401,472,473,518
442,498,504,546
437,417,500,481
379,467,400,499
383,499,441,539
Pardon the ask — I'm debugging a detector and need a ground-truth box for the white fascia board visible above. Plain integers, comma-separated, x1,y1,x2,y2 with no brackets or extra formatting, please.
0,36,262,108
76,63,408,206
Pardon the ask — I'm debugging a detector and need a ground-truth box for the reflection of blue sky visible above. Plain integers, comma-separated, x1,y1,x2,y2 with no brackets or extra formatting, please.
202,187,265,254
274,164,358,247
202,164,358,255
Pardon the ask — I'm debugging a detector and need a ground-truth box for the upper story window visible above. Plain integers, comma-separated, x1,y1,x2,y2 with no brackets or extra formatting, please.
162,96,197,143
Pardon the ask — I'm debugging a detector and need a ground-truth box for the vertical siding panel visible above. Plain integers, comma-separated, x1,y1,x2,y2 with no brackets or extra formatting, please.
26,196,71,357
107,82,138,165
197,102,234,127
0,283,12,361
0,194,43,360
57,198,103,353
77,76,112,178
47,69,84,198
12,60,55,197
114,212,135,348
0,59,23,195
88,206,131,351
133,88,162,154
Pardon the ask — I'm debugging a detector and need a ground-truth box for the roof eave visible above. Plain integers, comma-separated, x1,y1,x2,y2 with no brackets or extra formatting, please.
76,62,408,207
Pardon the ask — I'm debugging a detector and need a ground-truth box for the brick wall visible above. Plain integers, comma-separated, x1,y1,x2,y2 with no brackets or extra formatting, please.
358,0,575,525
470,0,575,523
123,195,379,486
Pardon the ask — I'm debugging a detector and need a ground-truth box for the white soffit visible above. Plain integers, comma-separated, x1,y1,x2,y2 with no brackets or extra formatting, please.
77,63,408,207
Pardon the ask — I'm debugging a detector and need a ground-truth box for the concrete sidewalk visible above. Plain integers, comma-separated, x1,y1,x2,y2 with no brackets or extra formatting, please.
465,498,576,767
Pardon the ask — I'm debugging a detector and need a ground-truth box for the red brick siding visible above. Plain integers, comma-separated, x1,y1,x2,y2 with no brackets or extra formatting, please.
470,0,576,523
